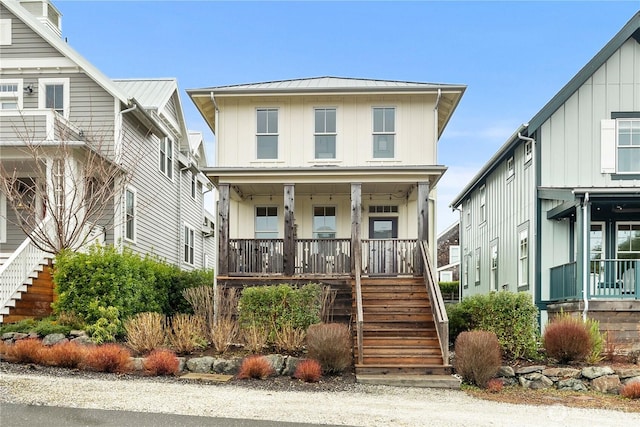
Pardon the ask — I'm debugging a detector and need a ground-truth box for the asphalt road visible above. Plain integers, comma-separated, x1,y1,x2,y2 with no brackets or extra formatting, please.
0,403,351,427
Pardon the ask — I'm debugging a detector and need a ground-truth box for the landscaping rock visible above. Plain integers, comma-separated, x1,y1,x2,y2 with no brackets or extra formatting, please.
1,332,16,341
42,334,67,346
69,330,87,337
542,367,580,379
131,357,145,371
70,336,93,346
27,333,39,339
623,376,640,385
12,333,28,341
515,365,545,375
557,378,588,392
282,356,301,377
591,375,621,394
497,366,515,377
265,354,285,375
581,366,614,379
614,368,640,379
177,357,186,373
186,356,214,373
212,357,240,375
520,373,553,390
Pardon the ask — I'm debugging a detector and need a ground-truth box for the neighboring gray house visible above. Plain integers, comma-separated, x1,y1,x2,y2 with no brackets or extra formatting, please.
451,12,640,351
0,0,213,323
436,220,459,283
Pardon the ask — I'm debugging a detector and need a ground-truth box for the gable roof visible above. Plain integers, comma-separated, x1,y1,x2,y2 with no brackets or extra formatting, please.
187,76,466,139
113,78,177,110
450,12,640,209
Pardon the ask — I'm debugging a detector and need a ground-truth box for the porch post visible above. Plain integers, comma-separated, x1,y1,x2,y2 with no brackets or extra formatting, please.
417,182,430,241
283,184,295,276
351,183,362,274
218,184,230,276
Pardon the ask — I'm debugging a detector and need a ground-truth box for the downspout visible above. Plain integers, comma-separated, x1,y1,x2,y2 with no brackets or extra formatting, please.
117,103,138,249
582,192,590,321
518,130,536,308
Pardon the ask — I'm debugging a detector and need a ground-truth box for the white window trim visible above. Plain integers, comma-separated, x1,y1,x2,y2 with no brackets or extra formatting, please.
0,78,23,110
615,118,640,174
0,19,11,46
490,241,498,292
190,173,197,199
159,137,174,180
506,156,515,179
615,222,640,259
184,223,195,265
449,245,460,265
474,247,481,285
256,108,279,160
479,185,486,224
518,228,529,288
124,186,137,243
38,77,70,119
372,106,396,159
312,205,337,239
314,107,337,160
440,271,453,283
255,205,279,238
524,140,533,164
0,191,6,243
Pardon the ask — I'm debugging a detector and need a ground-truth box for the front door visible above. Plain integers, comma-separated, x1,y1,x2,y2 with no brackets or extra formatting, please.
368,217,398,274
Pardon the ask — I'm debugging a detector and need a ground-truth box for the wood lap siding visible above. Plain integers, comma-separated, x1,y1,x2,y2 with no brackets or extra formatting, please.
0,5,63,58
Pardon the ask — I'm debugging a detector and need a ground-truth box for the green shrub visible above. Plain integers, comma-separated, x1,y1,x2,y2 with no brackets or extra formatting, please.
586,318,606,364
0,319,37,334
439,281,459,296
0,318,70,336
446,292,539,361
85,306,122,344
238,284,322,344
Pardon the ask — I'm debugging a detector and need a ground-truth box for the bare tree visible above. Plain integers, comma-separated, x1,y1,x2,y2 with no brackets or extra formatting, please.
0,113,145,254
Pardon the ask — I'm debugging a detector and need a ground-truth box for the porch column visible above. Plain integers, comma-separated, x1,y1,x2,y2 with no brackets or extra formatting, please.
218,184,230,276
351,183,362,274
417,182,430,242
283,184,295,276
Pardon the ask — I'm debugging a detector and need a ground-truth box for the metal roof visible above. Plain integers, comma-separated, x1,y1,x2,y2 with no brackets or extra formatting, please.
113,79,177,110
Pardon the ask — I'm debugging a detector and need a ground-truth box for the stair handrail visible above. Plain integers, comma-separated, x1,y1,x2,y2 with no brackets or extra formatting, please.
419,240,449,363
0,217,53,311
354,246,364,365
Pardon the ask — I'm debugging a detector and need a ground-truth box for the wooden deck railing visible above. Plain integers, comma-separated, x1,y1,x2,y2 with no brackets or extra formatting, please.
228,239,285,274
362,239,419,275
295,238,351,274
419,240,449,363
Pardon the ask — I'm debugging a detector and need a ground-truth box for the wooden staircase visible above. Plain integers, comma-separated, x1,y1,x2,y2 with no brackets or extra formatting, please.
352,277,459,388
0,260,55,324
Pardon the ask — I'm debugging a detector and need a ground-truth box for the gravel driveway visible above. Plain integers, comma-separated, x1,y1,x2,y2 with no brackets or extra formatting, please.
1,371,639,427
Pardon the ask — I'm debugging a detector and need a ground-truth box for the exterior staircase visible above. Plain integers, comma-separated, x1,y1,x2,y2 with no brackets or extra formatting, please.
352,277,458,388
1,259,55,323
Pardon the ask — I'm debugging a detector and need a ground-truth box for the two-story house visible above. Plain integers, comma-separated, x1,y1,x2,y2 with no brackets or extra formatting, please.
0,0,214,323
451,12,640,352
189,77,466,384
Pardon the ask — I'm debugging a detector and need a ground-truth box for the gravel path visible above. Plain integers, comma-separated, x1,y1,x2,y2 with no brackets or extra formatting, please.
1,371,639,426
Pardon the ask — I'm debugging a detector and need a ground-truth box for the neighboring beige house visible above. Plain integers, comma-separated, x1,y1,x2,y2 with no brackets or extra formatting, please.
189,77,466,384
0,0,214,323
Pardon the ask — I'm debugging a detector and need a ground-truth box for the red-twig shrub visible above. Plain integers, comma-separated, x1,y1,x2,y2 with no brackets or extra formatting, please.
306,323,352,374
237,355,273,380
294,359,322,383
44,341,87,368
0,340,9,356
143,349,180,376
454,330,502,388
486,378,504,393
82,344,132,373
543,316,591,364
4,339,45,364
620,381,640,399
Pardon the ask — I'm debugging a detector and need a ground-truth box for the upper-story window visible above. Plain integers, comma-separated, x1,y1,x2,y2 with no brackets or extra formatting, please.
190,173,197,199
449,245,460,264
617,119,640,173
159,137,173,179
38,78,70,118
0,19,11,46
0,80,22,110
314,108,336,159
479,185,486,223
506,156,515,179
524,140,532,163
257,108,278,159
372,107,395,158
184,224,195,265
125,187,136,242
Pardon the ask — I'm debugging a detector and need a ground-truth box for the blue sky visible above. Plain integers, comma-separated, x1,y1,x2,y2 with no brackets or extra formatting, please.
55,0,640,232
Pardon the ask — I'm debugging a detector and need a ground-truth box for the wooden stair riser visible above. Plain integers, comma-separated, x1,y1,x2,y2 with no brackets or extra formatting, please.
361,337,440,346
361,356,444,365
357,347,442,356
355,365,452,376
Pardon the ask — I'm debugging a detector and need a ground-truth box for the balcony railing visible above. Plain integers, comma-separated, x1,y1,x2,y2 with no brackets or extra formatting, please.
549,259,639,301
225,238,421,276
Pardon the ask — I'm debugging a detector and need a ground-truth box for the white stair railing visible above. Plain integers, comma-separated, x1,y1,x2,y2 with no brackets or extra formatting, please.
0,218,53,313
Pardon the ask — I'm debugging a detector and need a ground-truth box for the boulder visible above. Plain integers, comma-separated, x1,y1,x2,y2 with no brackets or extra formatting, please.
186,356,215,373
212,357,241,375
623,376,640,385
12,333,28,341
591,375,621,394
581,366,614,379
70,336,93,346
264,354,285,375
1,332,16,341
614,368,640,379
42,333,67,346
557,378,588,392
69,330,87,337
177,357,186,373
497,366,515,377
131,357,145,371
521,373,553,389
542,367,580,379
515,365,545,375
282,356,301,377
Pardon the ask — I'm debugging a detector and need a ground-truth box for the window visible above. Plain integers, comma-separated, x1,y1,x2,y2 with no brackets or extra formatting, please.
475,248,480,285
159,138,173,179
0,19,11,46
616,223,640,259
313,206,336,238
465,202,471,228
369,205,398,214
479,185,486,223
617,120,640,173
440,271,453,283
490,242,498,291
125,187,136,241
256,108,278,159
449,245,460,264
315,108,336,159
372,107,395,158
524,140,533,163
184,225,195,265
255,206,278,238
0,80,22,110
507,156,514,178
463,249,469,289
38,78,69,118
190,173,197,199
518,228,529,288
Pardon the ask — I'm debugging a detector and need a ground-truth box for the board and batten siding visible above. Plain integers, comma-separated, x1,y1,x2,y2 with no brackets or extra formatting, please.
540,38,640,189
216,94,438,168
0,4,62,58
460,140,535,297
